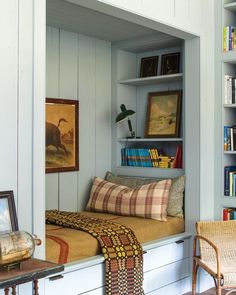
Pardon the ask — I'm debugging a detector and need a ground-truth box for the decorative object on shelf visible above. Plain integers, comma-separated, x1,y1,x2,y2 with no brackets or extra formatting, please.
140,56,158,78
116,104,136,138
161,52,180,75
0,231,41,270
0,191,18,234
145,90,182,138
46,98,79,173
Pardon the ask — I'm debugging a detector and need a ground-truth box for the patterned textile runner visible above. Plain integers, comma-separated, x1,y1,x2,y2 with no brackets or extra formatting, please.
46,210,144,295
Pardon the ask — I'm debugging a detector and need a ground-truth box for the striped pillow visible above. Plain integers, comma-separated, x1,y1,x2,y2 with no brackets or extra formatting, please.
86,177,172,221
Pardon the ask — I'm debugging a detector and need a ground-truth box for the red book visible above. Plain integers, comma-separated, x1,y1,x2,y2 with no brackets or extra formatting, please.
173,145,183,168
223,208,229,221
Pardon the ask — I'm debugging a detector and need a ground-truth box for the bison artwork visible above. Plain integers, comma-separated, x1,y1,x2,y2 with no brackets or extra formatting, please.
46,118,68,154
45,98,79,173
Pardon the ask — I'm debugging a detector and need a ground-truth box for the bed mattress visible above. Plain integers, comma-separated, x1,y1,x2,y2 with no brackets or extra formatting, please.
46,211,184,264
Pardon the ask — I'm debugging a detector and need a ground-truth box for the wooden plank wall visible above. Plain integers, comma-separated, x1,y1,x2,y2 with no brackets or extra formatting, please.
46,26,111,212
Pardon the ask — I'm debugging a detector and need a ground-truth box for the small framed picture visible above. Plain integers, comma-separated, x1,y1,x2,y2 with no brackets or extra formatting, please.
46,98,79,173
161,52,180,75
0,191,18,234
145,90,182,138
140,56,158,78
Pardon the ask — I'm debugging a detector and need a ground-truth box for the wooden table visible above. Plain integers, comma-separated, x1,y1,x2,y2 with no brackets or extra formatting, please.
0,258,64,295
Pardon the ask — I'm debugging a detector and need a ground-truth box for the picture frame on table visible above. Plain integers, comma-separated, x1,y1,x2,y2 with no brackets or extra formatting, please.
0,191,18,234
161,52,180,75
140,56,158,78
46,98,79,173
145,90,182,138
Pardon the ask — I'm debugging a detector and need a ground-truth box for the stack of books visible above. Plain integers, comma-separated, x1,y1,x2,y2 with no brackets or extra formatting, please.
223,208,236,221
223,26,236,52
224,166,236,196
120,147,182,168
224,75,236,104
224,126,236,151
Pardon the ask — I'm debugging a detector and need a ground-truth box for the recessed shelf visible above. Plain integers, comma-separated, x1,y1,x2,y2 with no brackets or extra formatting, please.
224,2,236,12
221,196,236,208
118,73,183,86
224,151,236,154
222,51,236,64
223,104,236,108
117,138,183,142
116,166,184,178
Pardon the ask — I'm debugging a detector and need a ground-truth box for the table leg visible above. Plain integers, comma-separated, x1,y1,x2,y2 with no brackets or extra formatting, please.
11,285,16,295
4,288,9,295
33,280,39,295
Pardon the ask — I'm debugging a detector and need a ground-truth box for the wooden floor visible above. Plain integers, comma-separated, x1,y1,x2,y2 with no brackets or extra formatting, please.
184,288,236,294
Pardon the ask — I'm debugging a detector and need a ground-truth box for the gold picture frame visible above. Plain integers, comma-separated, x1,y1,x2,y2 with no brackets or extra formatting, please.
145,90,182,138
46,98,79,173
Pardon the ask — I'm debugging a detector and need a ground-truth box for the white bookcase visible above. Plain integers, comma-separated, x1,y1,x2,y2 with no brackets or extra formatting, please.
111,44,184,178
215,0,236,219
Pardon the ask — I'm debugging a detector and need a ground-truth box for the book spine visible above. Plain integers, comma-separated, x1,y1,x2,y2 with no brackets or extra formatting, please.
223,27,227,52
231,127,234,151
223,208,229,221
225,167,230,196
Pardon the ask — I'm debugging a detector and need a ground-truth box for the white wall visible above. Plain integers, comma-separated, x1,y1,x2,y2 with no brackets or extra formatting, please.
46,26,112,211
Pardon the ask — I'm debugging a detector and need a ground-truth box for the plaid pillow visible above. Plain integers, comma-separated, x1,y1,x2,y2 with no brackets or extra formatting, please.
86,177,172,221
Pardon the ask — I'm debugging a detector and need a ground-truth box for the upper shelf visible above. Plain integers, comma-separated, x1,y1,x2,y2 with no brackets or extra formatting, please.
222,51,236,64
224,2,236,12
118,73,183,86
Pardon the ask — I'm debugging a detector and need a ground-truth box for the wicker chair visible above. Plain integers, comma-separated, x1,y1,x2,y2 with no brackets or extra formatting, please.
192,220,236,295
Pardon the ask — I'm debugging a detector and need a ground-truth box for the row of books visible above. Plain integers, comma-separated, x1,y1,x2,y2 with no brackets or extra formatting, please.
223,26,236,52
224,126,236,151
224,166,236,196
224,75,236,104
223,208,236,221
121,146,183,168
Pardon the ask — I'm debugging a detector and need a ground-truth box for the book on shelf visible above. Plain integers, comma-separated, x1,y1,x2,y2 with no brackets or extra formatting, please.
120,148,176,168
223,126,236,151
224,75,236,104
223,208,236,221
223,26,236,52
224,166,236,196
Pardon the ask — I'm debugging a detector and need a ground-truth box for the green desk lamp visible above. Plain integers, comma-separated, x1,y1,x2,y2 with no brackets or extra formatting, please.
116,104,136,138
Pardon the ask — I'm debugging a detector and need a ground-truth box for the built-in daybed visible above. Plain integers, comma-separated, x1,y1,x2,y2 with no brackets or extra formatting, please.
44,1,200,294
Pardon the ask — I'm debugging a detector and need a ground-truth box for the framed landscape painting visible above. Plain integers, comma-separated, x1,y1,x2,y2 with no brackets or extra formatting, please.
46,98,79,173
145,90,182,138
0,191,18,234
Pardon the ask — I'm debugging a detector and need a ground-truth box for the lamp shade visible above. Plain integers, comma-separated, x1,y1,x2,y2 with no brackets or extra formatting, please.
115,104,135,123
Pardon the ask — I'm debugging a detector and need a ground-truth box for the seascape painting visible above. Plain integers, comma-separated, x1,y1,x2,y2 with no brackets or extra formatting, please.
145,91,182,137
46,98,79,173
0,198,12,233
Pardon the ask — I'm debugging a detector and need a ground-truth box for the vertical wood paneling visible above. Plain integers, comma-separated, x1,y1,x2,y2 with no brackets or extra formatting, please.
59,30,78,211
46,28,112,212
46,26,60,209
174,0,189,19
0,2,18,191
95,39,111,178
17,0,33,232
78,34,96,211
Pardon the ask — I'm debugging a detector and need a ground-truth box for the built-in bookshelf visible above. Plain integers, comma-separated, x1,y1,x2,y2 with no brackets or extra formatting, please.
216,0,236,219
113,47,184,176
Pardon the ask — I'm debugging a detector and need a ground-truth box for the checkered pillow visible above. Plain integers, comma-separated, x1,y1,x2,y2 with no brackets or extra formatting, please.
86,177,172,221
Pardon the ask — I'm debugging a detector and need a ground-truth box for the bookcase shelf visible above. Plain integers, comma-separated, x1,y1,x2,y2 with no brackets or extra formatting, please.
224,151,236,154
224,2,236,12
223,104,236,107
222,51,236,64
117,138,183,142
118,73,183,86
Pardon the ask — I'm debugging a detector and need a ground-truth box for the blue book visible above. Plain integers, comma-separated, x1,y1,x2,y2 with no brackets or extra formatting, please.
224,126,230,151
233,173,236,196
234,210,236,220
224,166,236,196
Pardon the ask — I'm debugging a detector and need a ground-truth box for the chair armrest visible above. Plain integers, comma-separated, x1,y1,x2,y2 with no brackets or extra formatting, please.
193,234,221,277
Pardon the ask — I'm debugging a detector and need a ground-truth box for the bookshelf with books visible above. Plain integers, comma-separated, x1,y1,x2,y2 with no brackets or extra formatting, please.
215,0,236,219
112,43,185,178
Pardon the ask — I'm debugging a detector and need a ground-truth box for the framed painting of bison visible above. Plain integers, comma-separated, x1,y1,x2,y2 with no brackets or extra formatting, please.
45,98,79,173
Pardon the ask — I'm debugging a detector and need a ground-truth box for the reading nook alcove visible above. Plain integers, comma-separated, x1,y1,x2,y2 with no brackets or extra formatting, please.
43,0,200,294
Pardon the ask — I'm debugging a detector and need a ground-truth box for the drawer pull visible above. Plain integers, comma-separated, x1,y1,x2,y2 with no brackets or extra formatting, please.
49,274,64,281
175,240,184,244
